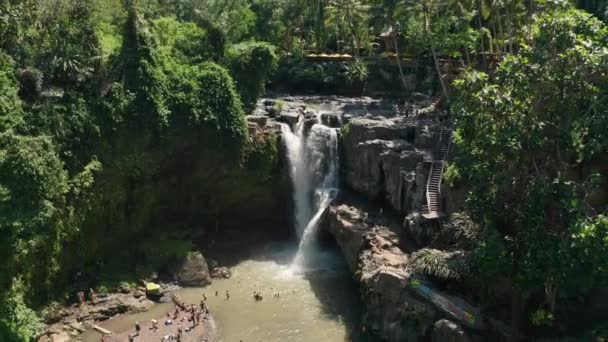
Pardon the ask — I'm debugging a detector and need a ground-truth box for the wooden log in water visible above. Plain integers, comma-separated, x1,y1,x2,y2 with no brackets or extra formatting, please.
93,325,112,335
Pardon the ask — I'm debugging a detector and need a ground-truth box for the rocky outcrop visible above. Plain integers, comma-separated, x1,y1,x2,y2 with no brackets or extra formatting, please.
431,319,470,342
326,197,439,341
173,251,211,286
341,114,443,218
380,148,426,213
326,202,376,272
325,196,489,341
39,291,156,341
403,212,440,246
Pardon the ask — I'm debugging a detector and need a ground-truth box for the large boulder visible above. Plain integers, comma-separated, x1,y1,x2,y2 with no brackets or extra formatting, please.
174,251,211,287
363,270,437,341
432,319,470,342
49,332,70,342
326,203,371,272
320,112,341,128
246,115,268,128
403,212,439,246
277,110,301,129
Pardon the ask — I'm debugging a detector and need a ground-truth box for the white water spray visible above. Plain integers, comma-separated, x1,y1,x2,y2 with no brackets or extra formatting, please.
280,115,339,270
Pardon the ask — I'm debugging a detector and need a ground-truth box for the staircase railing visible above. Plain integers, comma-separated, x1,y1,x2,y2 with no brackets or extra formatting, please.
424,125,452,216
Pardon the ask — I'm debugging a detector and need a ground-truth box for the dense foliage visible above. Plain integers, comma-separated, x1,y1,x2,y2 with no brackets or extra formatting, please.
453,3,608,331
0,0,607,340
0,1,282,340
226,41,278,111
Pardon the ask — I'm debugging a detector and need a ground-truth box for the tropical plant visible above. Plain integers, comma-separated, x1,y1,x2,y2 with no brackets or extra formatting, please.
453,4,608,326
408,249,473,281
325,0,370,57
225,41,279,111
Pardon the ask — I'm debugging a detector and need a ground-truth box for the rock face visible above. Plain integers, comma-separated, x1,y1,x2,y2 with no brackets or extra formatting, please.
174,251,211,286
325,196,489,341
326,198,439,341
431,319,470,342
342,115,442,217
39,292,156,341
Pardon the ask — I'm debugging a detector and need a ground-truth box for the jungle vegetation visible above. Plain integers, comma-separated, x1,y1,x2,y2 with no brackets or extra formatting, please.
0,0,606,340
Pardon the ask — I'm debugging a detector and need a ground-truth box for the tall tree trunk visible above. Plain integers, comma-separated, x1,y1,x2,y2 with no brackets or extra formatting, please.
477,0,487,69
346,7,359,57
492,21,500,54
498,17,505,55
527,0,534,43
506,6,514,54
424,9,450,104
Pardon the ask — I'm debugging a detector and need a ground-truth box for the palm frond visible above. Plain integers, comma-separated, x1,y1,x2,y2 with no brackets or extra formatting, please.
407,248,472,281
431,212,481,250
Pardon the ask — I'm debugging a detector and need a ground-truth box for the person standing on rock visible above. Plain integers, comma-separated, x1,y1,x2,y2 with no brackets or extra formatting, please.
225,290,230,300
135,321,141,335
77,291,85,306
89,288,96,303
177,325,184,341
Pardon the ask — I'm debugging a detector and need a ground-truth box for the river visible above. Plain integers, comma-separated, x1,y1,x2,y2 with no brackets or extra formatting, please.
82,241,368,342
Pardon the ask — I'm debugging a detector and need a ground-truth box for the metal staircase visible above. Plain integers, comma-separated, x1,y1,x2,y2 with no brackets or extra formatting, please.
424,127,452,219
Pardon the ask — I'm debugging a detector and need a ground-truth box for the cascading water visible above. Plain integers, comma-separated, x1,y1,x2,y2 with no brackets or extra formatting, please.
280,114,339,270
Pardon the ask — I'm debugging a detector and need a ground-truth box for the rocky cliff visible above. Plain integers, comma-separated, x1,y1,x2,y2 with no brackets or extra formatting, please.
255,95,479,341
325,196,477,341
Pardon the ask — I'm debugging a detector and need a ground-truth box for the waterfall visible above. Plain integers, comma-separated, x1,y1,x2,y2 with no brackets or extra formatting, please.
280,116,339,270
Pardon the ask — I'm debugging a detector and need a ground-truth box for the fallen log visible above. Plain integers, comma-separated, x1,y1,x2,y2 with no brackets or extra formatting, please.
93,325,112,335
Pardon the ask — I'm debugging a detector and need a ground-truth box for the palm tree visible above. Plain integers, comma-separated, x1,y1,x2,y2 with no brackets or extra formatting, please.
400,0,451,103
325,0,370,57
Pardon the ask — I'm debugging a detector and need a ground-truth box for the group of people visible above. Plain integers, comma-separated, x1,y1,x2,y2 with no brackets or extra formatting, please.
395,100,421,118
102,296,211,342
77,288,96,306
158,301,209,341
395,99,452,123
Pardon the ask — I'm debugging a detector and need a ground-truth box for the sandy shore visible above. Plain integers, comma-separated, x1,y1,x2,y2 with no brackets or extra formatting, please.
102,305,216,342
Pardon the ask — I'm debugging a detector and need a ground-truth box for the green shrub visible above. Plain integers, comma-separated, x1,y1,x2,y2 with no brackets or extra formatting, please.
0,279,43,342
0,53,24,132
343,60,368,86
442,163,461,188
225,41,278,111
164,61,248,150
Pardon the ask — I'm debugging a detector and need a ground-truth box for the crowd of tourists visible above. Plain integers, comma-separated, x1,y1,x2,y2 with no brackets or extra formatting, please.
100,296,211,342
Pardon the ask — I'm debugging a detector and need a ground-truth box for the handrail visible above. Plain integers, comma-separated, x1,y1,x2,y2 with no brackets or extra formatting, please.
437,127,452,199
425,126,443,213
425,125,452,215
425,162,434,213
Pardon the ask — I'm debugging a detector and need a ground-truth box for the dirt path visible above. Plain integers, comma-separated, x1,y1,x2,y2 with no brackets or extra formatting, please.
103,306,216,342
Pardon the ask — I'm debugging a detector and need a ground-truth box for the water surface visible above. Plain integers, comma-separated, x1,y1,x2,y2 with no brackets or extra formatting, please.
83,242,367,342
